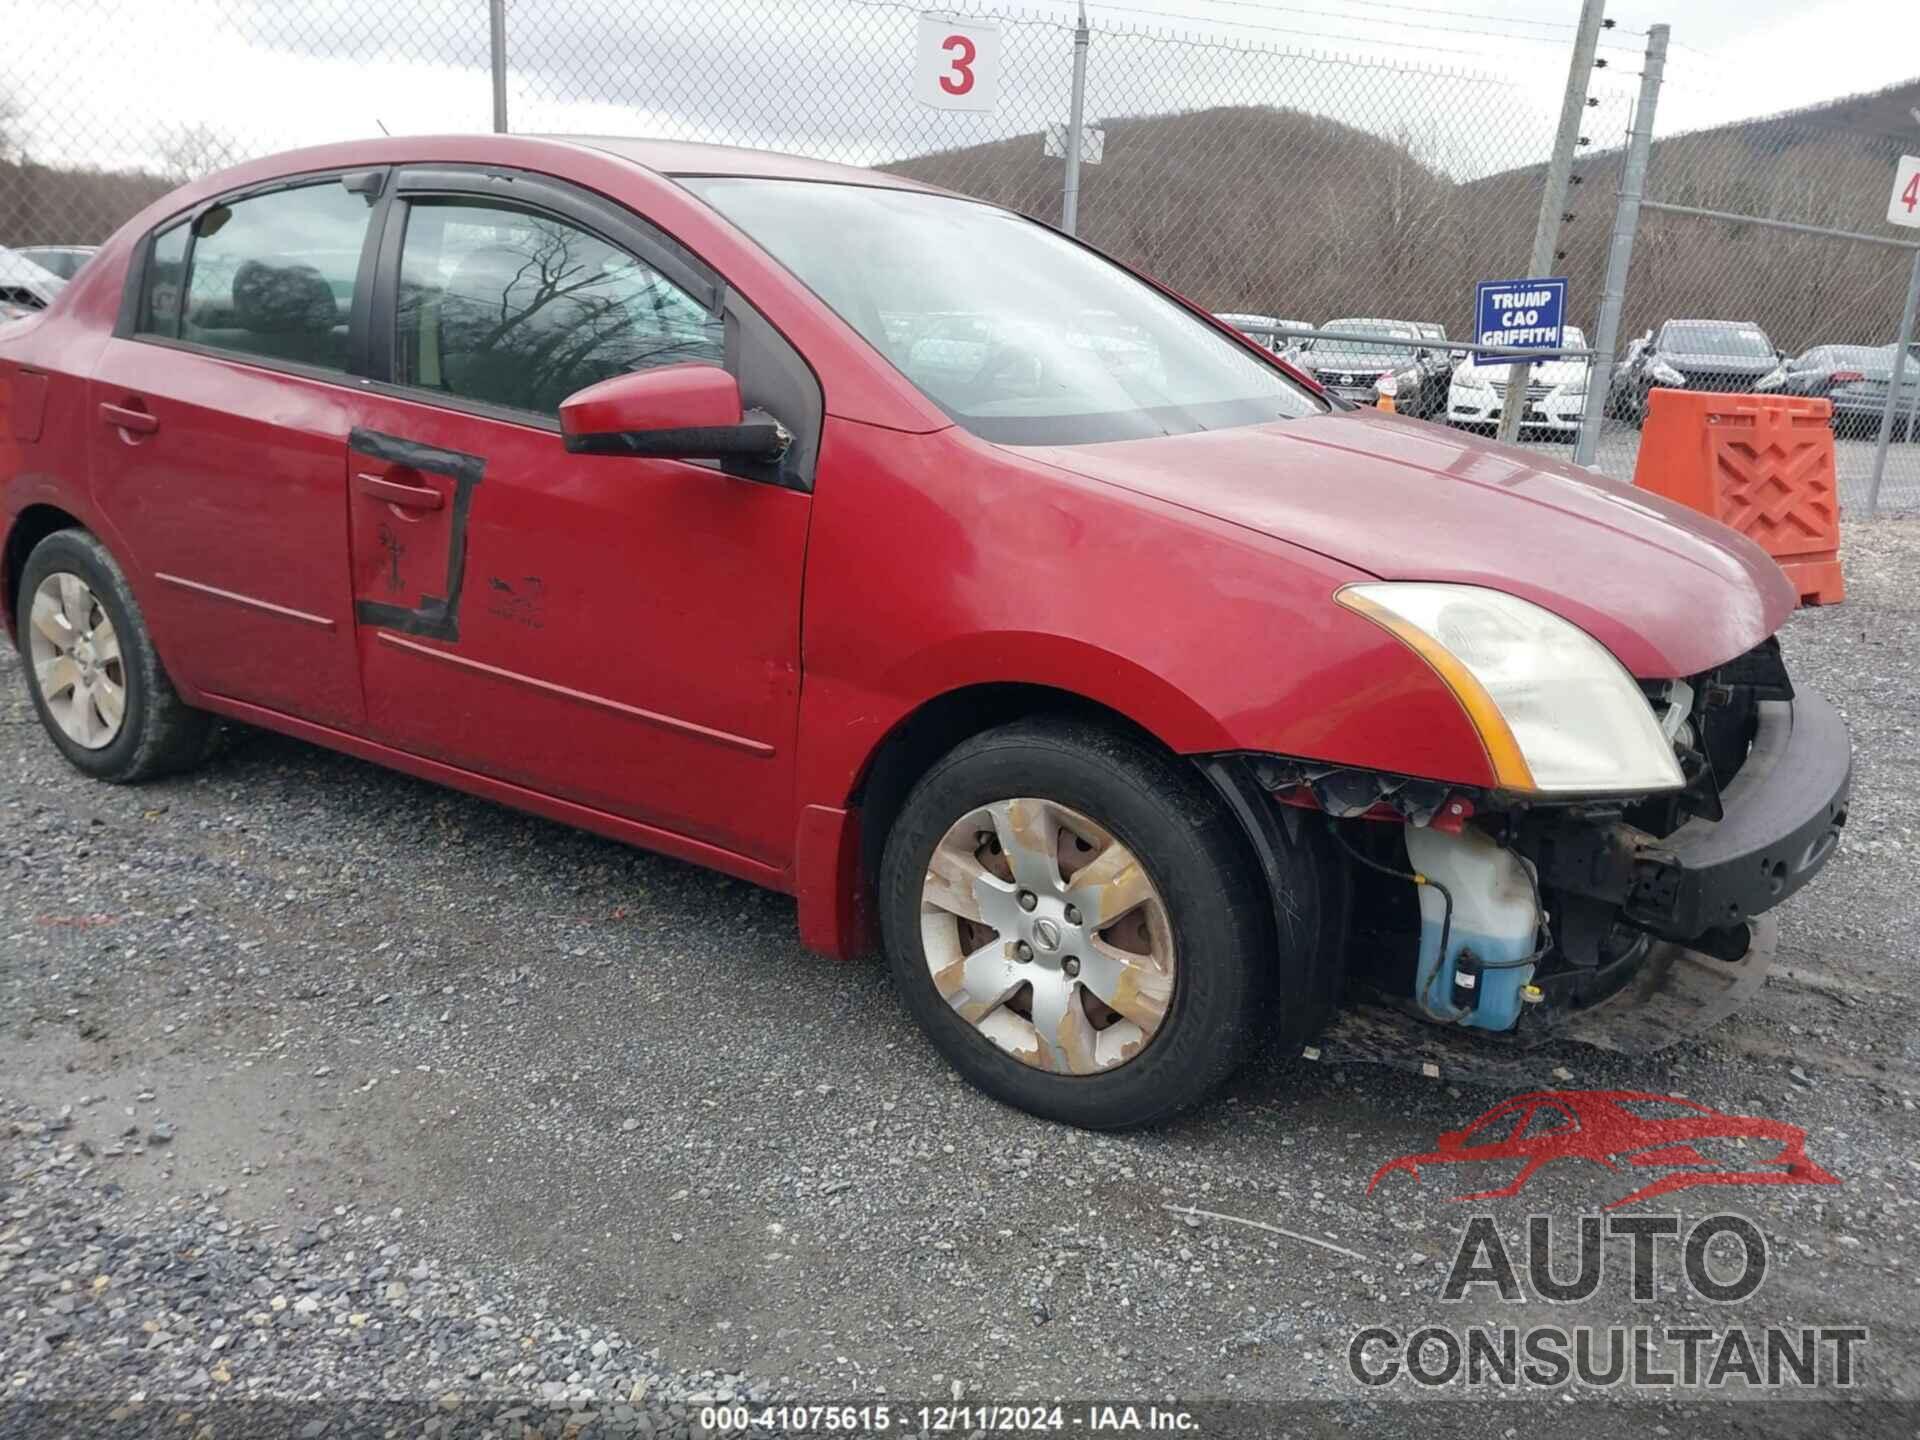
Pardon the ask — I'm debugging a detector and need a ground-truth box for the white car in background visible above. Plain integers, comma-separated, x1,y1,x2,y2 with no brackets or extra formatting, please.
1447,325,1590,438
0,246,67,320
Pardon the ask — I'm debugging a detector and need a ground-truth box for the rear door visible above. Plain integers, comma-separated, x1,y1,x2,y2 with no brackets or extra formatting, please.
88,172,384,728
340,168,819,866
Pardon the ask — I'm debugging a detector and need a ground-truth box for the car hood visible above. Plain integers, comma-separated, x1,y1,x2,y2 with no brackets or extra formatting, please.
1301,353,1405,376
1009,409,1795,678
1663,351,1777,375
1458,355,1586,387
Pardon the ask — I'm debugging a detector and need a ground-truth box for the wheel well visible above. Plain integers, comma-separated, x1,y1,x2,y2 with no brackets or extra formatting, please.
851,683,1165,889
2,504,83,640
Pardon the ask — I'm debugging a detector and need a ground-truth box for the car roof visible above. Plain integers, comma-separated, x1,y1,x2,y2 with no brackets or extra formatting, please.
553,135,944,193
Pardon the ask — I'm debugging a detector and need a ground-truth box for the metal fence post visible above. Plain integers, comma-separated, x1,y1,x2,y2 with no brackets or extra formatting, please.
1868,248,1920,515
1496,0,1608,445
1572,24,1667,469
1061,1,1090,236
489,0,509,134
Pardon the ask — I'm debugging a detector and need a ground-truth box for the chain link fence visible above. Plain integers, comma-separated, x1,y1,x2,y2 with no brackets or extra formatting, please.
4,0,1918,505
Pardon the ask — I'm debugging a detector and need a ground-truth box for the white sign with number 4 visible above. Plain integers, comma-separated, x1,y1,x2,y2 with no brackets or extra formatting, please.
1890,154,1920,229
913,14,1001,112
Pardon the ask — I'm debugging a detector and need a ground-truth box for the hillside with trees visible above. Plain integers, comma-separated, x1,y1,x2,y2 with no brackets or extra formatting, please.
890,79,1920,353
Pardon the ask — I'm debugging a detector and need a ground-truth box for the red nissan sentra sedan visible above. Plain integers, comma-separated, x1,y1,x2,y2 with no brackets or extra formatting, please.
0,137,1849,1128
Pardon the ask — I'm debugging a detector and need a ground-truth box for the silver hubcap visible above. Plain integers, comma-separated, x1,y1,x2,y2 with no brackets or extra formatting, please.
920,798,1176,1075
27,572,126,750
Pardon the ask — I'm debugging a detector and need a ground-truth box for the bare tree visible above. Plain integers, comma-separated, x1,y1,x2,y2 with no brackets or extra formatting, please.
158,124,238,183
0,87,22,165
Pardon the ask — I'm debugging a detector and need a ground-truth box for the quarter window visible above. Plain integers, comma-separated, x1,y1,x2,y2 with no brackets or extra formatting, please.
394,200,725,418
141,223,188,338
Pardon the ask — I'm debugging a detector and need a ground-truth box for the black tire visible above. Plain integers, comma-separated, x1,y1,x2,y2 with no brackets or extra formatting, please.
15,528,215,783
878,717,1279,1129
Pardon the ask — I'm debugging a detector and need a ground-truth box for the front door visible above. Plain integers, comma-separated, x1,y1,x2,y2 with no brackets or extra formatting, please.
88,174,381,728
343,178,816,867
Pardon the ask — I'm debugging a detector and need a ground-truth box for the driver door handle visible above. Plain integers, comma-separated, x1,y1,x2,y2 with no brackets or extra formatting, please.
99,400,159,435
355,472,444,511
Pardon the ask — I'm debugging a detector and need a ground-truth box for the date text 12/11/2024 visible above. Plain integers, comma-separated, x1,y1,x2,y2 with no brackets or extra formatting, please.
693,1403,1200,1432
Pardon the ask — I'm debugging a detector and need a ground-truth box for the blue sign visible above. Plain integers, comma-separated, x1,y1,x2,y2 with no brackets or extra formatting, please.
1475,277,1567,354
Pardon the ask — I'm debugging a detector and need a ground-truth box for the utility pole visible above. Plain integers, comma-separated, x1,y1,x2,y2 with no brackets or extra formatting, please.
1497,0,1609,444
1572,24,1666,467
1061,1,1090,236
489,0,509,134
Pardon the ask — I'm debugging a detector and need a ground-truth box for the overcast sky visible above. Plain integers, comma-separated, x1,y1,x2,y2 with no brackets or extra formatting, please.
4,0,1917,179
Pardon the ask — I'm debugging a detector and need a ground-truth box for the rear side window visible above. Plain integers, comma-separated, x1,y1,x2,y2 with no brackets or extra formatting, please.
394,199,725,418
147,181,372,373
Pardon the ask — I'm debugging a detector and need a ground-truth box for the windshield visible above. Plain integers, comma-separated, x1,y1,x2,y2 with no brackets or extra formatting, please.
1308,318,1419,365
1660,322,1773,358
683,178,1321,444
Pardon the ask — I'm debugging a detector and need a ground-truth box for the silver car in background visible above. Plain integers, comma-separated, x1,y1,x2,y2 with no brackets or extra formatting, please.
0,247,67,320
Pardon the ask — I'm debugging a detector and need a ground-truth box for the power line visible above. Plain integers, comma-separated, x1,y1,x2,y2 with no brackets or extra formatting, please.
1030,0,1584,59
1320,0,1574,30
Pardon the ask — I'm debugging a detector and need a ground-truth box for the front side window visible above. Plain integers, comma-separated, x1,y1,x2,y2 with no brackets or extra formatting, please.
1308,318,1420,367
684,177,1320,445
395,200,725,418
161,180,371,372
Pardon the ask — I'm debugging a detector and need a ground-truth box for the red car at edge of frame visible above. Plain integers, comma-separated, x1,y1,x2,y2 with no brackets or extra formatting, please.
0,136,1851,1128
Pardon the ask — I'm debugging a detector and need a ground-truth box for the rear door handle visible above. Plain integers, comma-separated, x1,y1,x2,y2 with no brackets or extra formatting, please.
355,472,444,511
99,401,159,435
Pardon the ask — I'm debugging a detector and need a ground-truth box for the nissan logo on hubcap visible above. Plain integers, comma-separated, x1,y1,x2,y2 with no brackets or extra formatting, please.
1032,918,1062,952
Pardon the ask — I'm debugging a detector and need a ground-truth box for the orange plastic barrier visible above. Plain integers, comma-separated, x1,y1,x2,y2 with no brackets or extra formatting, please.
1633,389,1843,607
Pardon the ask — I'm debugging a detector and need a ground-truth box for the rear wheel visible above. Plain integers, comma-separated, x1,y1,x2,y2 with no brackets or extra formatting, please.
878,718,1275,1129
16,529,215,783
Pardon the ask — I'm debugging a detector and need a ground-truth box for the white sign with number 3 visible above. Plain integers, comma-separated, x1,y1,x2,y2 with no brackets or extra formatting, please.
1890,154,1920,229
913,14,1001,112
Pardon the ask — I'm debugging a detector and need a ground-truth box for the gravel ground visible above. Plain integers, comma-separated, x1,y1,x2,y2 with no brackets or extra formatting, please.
4,520,1920,1436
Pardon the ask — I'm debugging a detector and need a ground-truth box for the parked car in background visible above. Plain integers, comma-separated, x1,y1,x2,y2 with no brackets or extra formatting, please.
1212,312,1307,355
1756,343,1920,439
0,135,1850,1131
1608,319,1783,424
0,247,66,320
1447,325,1589,439
16,245,98,281
1295,318,1445,416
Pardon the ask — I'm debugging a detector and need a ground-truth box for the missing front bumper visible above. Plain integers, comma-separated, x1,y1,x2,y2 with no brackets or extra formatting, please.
1311,915,1777,1083
1521,691,1851,943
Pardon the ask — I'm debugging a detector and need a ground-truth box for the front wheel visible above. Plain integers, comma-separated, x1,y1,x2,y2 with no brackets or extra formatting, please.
878,719,1277,1129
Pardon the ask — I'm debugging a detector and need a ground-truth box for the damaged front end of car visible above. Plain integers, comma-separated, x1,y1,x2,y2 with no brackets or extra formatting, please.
1204,632,1851,1057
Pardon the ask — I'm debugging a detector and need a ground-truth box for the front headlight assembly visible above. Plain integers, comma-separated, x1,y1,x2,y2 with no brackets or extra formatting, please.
1650,361,1687,386
1336,583,1686,795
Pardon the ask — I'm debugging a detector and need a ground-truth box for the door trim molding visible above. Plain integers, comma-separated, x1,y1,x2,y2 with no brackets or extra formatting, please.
154,572,336,630
375,631,776,757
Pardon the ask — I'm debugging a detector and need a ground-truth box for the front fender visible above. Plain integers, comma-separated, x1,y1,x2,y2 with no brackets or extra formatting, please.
795,418,1498,813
